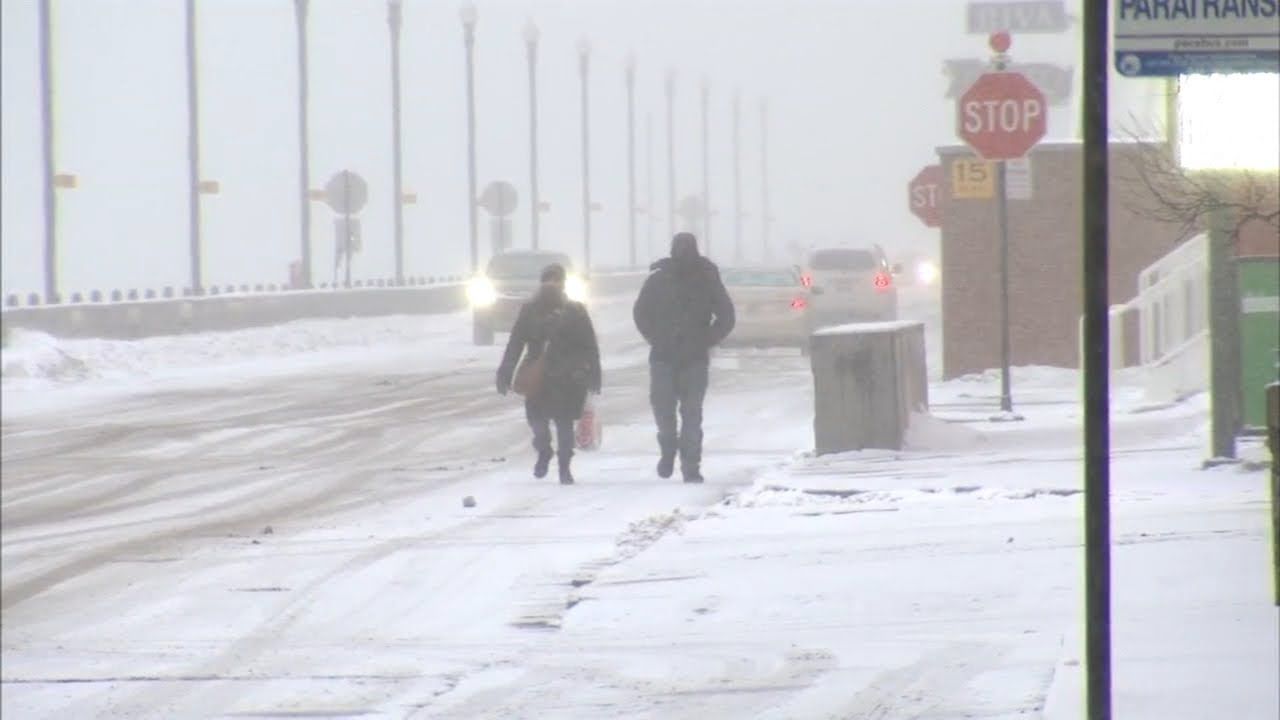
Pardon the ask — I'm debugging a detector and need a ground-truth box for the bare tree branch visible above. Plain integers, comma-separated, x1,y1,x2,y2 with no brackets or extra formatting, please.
1114,110,1280,248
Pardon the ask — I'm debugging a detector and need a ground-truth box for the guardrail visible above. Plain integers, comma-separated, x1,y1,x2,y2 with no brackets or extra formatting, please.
1079,233,1210,404
1,271,648,341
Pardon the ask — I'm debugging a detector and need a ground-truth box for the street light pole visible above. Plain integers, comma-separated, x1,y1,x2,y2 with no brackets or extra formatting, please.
665,69,676,241
701,78,711,258
460,2,479,274
293,0,312,288
645,113,654,262
388,0,405,284
184,0,204,294
625,55,637,269
524,19,540,251
578,38,592,273
732,90,742,263
38,0,58,302
760,98,771,261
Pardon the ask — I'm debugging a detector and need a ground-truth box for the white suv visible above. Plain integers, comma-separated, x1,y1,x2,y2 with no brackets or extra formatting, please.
800,245,898,329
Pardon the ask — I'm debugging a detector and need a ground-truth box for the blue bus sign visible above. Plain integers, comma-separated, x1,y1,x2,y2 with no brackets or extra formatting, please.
1115,1,1280,76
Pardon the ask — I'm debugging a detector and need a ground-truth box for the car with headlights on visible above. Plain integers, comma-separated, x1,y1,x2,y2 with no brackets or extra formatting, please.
466,250,589,345
719,266,812,352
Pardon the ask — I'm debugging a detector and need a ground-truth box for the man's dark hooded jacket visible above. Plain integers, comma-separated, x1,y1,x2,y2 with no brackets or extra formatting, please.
633,243,736,365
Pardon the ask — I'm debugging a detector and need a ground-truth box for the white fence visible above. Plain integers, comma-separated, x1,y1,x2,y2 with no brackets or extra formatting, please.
1082,233,1210,403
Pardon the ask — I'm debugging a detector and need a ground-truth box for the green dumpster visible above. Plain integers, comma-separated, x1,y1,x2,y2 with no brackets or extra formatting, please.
1239,257,1280,431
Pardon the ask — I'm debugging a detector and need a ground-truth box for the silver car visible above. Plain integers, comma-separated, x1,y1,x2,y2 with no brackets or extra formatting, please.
801,246,898,329
720,266,811,350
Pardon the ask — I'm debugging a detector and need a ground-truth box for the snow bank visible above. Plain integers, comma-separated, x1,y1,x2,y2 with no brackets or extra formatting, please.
1,315,473,390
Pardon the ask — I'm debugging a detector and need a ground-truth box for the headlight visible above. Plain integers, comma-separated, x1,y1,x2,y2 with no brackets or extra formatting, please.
565,274,589,303
915,260,939,286
467,276,497,308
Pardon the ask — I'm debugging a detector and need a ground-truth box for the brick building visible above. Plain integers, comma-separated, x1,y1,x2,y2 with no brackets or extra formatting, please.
935,141,1278,379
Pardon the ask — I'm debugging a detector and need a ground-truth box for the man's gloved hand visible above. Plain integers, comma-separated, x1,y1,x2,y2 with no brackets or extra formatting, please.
496,374,511,396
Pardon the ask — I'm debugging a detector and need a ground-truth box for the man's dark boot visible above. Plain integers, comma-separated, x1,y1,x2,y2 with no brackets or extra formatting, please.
657,438,677,479
682,463,704,483
657,453,676,479
533,450,553,479
559,458,575,485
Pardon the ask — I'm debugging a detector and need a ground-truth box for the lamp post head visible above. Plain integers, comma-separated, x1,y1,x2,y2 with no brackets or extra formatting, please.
388,0,402,28
523,18,539,46
625,52,636,77
577,36,591,58
459,2,477,29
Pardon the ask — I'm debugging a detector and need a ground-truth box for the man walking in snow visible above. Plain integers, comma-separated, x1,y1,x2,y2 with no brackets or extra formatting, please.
632,232,736,483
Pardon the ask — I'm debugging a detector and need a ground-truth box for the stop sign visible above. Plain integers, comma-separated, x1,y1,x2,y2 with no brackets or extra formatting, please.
908,165,943,228
957,71,1047,161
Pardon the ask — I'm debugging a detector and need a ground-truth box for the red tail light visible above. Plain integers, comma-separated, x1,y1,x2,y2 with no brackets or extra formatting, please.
873,271,892,291
790,296,808,310
800,273,813,289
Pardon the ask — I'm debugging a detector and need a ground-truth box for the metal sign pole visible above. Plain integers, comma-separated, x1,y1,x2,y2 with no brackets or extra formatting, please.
1082,5,1114,718
997,158,1013,413
343,172,352,287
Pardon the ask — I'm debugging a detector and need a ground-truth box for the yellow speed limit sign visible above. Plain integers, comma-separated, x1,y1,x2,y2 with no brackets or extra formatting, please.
952,158,994,199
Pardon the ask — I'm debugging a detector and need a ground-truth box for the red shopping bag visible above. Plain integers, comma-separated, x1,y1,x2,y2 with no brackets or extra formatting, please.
575,397,602,451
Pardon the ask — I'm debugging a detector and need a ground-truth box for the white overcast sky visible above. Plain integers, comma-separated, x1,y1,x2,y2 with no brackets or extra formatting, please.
1,0,1167,296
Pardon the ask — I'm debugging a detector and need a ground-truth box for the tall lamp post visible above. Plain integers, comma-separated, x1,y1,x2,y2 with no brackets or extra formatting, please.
625,54,637,268
700,77,711,257
578,37,592,272
760,98,771,261
293,0,312,288
665,69,676,241
38,0,58,302
524,19,541,250
388,0,405,284
460,2,479,273
732,90,742,263
185,0,204,294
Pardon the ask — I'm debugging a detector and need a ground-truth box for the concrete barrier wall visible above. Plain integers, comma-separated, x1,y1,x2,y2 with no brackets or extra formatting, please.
1,272,647,341
810,321,928,454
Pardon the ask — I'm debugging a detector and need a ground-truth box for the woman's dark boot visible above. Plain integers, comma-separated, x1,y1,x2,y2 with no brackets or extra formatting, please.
533,450,553,478
558,455,575,485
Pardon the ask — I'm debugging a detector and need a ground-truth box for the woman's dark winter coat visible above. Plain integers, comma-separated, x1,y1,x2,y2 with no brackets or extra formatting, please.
497,285,602,420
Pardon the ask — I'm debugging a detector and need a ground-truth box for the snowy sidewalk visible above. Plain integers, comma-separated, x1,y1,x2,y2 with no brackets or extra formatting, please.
489,368,1279,719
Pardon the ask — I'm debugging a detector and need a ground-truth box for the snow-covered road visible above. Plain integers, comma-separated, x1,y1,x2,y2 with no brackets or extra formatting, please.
2,290,1276,719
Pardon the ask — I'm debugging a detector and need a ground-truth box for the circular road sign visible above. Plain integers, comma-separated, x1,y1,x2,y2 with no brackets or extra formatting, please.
324,170,369,215
957,71,1047,161
908,164,943,228
479,181,519,217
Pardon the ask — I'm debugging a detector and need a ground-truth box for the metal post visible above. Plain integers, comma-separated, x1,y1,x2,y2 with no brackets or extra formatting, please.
732,91,742,263
645,113,654,261
665,70,676,241
996,159,1014,413
760,99,771,261
1209,207,1242,460
388,0,404,284
293,0,312,288
579,40,592,273
38,0,58,302
525,20,540,251
626,56,637,269
1082,3,1113,718
461,4,479,274
701,79,711,257
185,0,204,294
343,173,352,287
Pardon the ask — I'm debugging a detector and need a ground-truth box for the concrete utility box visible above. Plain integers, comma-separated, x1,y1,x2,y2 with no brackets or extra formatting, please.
810,321,928,454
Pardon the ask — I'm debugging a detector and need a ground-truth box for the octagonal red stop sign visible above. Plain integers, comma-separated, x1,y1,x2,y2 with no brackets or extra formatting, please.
908,165,943,228
957,71,1047,161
